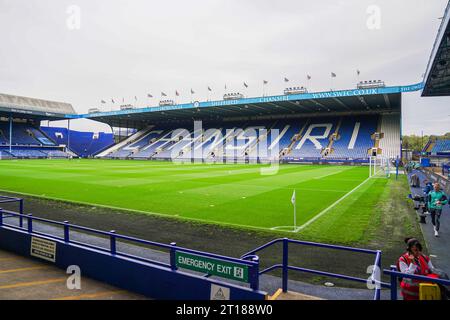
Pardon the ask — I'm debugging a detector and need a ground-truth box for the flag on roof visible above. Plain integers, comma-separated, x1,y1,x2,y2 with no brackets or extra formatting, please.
208,86,212,92
161,92,167,97
243,82,248,88
307,75,311,80
111,98,115,103
263,80,268,84
101,100,106,104
357,69,361,76
176,90,180,96
191,89,195,94
147,93,153,98
331,72,337,77
284,77,289,82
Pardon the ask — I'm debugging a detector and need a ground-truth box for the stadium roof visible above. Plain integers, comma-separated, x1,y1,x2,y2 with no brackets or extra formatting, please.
80,83,423,128
0,93,76,120
423,1,450,96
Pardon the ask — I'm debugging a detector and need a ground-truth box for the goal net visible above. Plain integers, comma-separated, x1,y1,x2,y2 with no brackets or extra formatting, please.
369,156,391,178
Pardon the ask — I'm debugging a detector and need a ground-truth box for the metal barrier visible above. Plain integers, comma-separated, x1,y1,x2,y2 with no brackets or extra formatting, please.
0,196,23,226
0,197,396,299
384,266,450,300
0,207,260,291
241,238,388,300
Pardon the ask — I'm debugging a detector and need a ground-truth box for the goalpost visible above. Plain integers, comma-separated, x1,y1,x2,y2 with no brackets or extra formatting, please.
369,156,391,178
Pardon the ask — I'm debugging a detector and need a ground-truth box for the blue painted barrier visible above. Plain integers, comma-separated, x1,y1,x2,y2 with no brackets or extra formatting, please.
0,207,265,300
384,267,450,300
241,238,387,300
0,197,392,300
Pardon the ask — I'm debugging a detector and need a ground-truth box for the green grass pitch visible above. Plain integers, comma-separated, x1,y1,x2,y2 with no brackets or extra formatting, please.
0,159,389,241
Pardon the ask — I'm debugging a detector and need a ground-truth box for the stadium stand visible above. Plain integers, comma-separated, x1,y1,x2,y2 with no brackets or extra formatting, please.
0,120,73,159
0,93,80,160
0,150,13,159
7,149,47,158
423,140,435,153
327,116,378,160
42,149,73,158
431,139,450,155
97,114,400,162
0,121,42,145
378,113,401,159
41,127,114,158
289,118,338,159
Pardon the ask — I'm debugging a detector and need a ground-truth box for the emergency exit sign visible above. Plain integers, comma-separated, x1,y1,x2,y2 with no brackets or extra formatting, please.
175,251,249,283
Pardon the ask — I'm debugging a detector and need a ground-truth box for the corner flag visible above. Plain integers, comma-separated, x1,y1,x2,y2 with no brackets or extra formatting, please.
291,190,297,230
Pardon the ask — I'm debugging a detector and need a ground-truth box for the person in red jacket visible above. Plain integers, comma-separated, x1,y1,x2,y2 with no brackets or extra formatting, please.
397,238,439,300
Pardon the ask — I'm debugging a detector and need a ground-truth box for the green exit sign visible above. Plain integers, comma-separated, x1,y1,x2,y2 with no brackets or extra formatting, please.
175,251,249,283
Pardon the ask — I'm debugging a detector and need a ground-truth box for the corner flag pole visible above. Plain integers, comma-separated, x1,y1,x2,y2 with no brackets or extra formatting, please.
291,190,296,231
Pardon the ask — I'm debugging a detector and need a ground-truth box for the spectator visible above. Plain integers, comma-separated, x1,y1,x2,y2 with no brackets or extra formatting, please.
428,183,448,237
422,180,434,214
423,180,433,195
397,238,439,300
410,173,420,188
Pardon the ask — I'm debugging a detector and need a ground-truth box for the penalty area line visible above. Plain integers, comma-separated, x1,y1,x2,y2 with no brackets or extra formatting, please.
294,176,373,233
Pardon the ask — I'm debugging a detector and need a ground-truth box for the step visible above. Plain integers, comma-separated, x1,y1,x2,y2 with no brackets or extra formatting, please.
268,288,323,300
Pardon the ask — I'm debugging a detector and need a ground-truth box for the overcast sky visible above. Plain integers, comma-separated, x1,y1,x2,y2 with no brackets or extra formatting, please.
0,0,448,134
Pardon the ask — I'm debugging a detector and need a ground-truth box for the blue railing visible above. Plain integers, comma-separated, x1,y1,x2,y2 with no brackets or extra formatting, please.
0,207,260,290
241,238,388,300
384,266,450,300
0,196,24,225
9,196,449,300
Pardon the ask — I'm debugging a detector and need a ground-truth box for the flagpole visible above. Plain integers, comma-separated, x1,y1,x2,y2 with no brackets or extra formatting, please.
293,192,296,231
291,189,297,231
294,202,296,231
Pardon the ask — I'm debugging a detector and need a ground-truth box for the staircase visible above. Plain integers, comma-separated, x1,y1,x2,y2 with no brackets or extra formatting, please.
322,117,342,157
96,127,153,158
282,119,310,157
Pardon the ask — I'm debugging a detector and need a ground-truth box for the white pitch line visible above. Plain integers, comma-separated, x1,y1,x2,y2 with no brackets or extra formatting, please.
294,176,372,232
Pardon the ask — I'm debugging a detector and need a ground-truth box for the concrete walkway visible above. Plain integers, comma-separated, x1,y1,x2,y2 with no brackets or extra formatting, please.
408,170,450,276
0,249,147,300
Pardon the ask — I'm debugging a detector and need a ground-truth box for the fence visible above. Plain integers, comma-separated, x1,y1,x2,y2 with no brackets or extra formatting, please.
4,196,449,300
384,267,450,300
241,238,386,300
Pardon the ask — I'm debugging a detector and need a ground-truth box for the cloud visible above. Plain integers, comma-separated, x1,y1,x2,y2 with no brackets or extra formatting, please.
0,0,448,134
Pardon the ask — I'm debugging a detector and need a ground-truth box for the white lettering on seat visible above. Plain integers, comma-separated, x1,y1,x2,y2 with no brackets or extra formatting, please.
348,122,361,150
295,124,333,150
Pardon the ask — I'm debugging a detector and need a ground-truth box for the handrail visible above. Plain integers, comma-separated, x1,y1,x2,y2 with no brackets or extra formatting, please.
0,196,22,201
0,198,386,297
242,237,384,300
0,205,259,289
0,199,24,227
384,267,450,300
241,237,379,258
384,269,450,286
0,209,257,265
